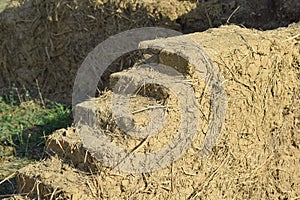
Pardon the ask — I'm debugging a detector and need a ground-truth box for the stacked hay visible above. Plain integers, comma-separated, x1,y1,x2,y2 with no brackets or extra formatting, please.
1,0,299,103
0,0,197,102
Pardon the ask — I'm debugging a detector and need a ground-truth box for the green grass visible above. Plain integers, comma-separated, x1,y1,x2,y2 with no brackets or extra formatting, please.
0,91,72,195
0,1,73,195
0,0,10,12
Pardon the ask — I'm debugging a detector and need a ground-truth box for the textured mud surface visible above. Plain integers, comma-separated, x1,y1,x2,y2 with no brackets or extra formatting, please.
9,24,300,199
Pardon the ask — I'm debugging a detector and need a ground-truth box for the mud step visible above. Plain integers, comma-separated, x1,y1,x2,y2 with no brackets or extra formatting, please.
109,68,173,102
47,90,167,173
16,157,96,199
46,127,98,172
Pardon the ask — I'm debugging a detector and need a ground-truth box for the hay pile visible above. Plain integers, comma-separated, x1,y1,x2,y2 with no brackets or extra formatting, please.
0,0,196,102
1,0,299,103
